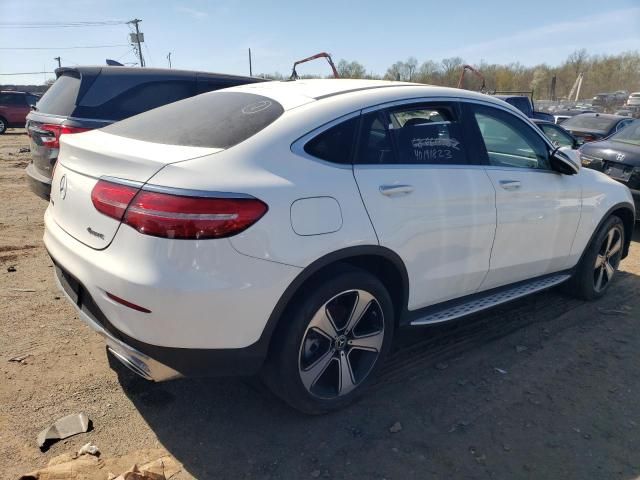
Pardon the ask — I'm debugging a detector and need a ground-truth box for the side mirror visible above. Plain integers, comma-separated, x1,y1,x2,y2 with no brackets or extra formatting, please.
550,147,580,175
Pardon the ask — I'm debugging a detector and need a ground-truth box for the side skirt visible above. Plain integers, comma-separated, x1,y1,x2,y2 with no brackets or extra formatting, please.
408,272,572,327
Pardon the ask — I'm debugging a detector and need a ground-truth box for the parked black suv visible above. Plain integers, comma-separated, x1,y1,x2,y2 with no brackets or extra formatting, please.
493,94,555,123
26,66,265,199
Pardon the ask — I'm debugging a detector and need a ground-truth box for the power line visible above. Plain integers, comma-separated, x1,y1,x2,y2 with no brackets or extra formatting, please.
0,71,55,75
0,44,129,50
0,21,128,29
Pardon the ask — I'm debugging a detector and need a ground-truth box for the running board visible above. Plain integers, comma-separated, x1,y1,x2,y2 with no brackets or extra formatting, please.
410,273,571,326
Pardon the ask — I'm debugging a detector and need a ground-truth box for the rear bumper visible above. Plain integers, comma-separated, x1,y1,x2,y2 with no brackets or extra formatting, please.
25,163,52,200
44,206,302,378
53,263,181,381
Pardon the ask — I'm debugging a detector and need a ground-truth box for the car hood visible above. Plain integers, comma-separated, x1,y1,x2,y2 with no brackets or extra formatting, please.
581,139,640,166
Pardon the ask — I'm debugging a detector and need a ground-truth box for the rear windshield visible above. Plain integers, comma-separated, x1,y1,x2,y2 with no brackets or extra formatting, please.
504,97,532,115
610,120,640,145
75,79,196,120
102,91,284,148
35,74,81,116
561,115,617,132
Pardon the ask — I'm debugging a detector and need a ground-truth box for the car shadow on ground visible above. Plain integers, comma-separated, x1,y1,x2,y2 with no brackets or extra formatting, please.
116,223,640,478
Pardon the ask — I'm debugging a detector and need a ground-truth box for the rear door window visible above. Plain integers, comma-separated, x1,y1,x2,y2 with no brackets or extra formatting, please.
34,74,81,116
364,102,469,165
102,91,284,148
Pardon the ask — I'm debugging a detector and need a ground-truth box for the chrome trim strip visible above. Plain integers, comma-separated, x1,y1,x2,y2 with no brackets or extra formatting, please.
290,94,557,169
100,176,144,188
141,183,256,199
99,176,256,199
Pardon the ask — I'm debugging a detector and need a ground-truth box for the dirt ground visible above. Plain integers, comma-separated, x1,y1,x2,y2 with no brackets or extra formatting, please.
1,129,639,480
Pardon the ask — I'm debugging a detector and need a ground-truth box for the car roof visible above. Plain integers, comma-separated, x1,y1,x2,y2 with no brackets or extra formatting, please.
570,113,626,120
494,95,528,99
227,78,518,112
55,65,264,82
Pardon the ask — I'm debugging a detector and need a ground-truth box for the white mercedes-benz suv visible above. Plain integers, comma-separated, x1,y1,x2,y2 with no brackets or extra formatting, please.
45,80,635,413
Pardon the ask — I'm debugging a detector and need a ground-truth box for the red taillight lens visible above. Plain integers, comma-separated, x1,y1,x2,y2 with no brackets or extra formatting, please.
91,180,139,221
90,179,268,240
124,191,268,239
39,124,91,148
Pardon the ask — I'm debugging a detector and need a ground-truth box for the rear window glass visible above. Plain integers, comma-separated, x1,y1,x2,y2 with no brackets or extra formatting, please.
504,97,532,116
610,120,640,145
35,74,81,116
75,80,196,120
562,115,617,132
102,91,284,148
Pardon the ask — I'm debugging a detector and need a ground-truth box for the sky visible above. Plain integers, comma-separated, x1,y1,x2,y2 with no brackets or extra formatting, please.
1,0,639,85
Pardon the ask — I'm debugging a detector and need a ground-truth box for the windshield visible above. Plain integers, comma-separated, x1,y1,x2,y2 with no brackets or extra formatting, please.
561,115,617,132
102,91,284,148
610,120,640,145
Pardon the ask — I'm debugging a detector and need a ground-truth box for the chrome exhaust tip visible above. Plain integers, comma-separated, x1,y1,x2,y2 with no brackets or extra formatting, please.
107,347,154,381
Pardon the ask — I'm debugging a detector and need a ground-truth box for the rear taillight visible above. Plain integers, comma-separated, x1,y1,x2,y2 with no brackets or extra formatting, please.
91,180,139,221
91,179,268,240
39,124,91,148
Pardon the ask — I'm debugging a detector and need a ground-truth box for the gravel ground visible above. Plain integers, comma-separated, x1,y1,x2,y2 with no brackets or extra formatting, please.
1,129,639,479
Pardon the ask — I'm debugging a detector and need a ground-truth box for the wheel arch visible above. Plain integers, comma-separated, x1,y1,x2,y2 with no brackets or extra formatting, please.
258,245,410,358
612,204,635,259
581,202,635,263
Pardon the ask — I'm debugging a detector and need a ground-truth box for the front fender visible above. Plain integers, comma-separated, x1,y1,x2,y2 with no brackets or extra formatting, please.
569,168,635,265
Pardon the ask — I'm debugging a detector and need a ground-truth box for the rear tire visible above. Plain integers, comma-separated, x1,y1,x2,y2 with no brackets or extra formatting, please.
0,117,7,134
263,265,395,414
564,215,625,300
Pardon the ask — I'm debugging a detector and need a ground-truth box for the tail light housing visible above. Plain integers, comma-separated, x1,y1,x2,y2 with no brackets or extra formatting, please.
38,124,91,149
91,179,268,240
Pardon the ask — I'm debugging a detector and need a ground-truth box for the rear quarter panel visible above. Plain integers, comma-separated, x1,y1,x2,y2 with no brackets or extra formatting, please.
145,102,380,268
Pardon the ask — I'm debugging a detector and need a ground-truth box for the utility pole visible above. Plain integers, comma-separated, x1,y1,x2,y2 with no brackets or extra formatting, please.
128,18,145,67
248,48,252,76
167,52,172,68
54,56,61,68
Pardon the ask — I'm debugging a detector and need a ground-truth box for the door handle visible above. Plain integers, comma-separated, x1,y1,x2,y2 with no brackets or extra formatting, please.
499,180,521,191
379,184,414,196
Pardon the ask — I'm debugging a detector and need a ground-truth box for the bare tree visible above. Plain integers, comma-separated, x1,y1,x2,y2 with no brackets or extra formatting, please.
337,59,366,78
405,57,418,81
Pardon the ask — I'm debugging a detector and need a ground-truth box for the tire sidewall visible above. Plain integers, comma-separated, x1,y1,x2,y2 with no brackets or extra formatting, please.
0,118,7,134
575,215,624,300
269,266,395,414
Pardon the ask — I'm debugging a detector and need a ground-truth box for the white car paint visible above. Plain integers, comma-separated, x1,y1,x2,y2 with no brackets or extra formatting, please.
45,79,634,379
479,167,582,289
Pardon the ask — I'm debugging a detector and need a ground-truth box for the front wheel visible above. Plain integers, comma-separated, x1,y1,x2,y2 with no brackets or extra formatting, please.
565,215,625,300
0,117,7,134
263,267,394,414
